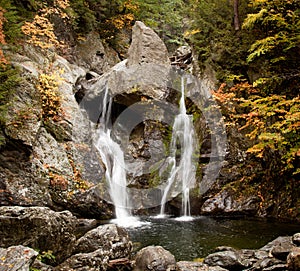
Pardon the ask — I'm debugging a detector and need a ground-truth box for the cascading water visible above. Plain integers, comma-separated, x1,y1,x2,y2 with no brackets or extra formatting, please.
159,76,197,220
95,86,140,227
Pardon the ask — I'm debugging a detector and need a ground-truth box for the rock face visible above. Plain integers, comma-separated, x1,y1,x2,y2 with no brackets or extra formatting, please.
127,21,170,66
0,245,38,271
0,206,77,263
133,246,176,271
0,44,113,218
201,190,260,216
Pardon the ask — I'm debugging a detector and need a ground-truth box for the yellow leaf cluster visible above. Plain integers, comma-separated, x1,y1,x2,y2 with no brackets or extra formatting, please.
36,72,62,120
21,0,70,50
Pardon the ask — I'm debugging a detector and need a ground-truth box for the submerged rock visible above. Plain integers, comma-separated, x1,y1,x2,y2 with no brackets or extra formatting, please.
0,245,38,271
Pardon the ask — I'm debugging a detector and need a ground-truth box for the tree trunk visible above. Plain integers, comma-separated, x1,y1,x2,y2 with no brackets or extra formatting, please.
234,0,240,31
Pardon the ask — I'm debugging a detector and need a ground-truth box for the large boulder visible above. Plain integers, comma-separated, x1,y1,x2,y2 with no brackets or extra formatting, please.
56,224,132,271
133,246,176,271
0,245,38,271
204,249,246,271
54,249,110,271
0,206,77,263
74,224,132,258
127,21,170,66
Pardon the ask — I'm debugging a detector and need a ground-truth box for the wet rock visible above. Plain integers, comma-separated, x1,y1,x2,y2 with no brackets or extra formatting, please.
0,206,77,264
292,233,300,246
74,224,132,259
287,247,300,271
133,246,176,271
204,249,246,270
127,21,170,66
0,245,38,271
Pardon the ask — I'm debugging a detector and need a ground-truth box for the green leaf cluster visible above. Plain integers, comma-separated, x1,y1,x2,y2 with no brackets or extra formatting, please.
243,0,300,94
133,0,185,50
185,0,254,82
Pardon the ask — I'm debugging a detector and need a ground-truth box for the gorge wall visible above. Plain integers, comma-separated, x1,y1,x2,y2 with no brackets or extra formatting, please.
0,21,298,221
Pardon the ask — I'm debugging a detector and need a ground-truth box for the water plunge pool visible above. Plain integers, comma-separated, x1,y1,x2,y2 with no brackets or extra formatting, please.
126,216,300,261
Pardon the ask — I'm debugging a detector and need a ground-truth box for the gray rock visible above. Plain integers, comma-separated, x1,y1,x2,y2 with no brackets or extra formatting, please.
292,233,300,246
31,260,54,271
263,263,288,271
201,190,259,215
287,247,300,271
261,236,293,253
0,245,38,271
204,250,245,270
55,248,110,271
71,32,120,75
0,206,77,264
133,246,176,271
176,261,209,271
176,261,229,271
74,224,132,259
127,21,170,66
271,240,295,261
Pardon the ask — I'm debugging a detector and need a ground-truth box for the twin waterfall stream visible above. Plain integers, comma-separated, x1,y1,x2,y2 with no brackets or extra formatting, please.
95,77,196,227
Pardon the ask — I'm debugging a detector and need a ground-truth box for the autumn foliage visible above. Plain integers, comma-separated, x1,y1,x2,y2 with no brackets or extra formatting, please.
21,0,70,50
213,83,300,177
0,7,7,65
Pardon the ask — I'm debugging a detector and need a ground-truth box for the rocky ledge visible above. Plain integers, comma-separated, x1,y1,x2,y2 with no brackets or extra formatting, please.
0,206,299,271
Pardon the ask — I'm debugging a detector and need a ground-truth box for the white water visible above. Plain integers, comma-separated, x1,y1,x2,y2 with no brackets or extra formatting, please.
159,76,196,219
95,87,142,227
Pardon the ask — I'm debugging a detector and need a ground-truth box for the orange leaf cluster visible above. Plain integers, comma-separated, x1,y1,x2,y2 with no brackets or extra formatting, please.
0,7,7,66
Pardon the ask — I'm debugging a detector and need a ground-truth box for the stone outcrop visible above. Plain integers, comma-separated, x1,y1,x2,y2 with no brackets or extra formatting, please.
0,44,113,218
0,206,77,263
127,21,170,66
200,190,260,216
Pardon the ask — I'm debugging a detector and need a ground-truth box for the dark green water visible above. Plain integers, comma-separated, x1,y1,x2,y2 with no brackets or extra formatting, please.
127,216,300,261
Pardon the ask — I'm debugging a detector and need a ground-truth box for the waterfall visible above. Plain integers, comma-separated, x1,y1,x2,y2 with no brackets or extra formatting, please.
95,86,139,226
159,76,196,220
